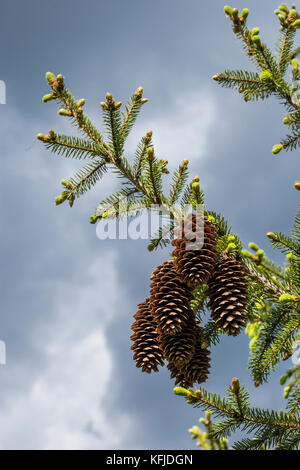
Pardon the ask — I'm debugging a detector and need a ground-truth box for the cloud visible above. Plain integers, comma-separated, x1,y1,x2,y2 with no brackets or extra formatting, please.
125,90,216,165
0,106,133,449
0,253,132,450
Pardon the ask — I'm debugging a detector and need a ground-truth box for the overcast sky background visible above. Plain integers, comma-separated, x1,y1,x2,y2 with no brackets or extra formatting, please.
0,0,299,450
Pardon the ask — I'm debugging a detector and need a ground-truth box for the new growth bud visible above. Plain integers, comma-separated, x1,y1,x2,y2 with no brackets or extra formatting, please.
56,74,64,88
292,58,299,71
224,6,233,16
231,377,240,393
42,93,54,103
192,181,200,192
252,35,262,47
90,214,99,224
272,144,283,155
279,293,296,303
294,181,300,191
260,70,272,81
145,130,153,141
266,232,277,241
77,99,86,108
173,387,190,397
279,4,289,14
180,159,189,168
48,129,56,140
55,193,68,206
227,242,236,254
61,179,72,189
241,9,249,20
283,115,293,125
106,93,113,102
147,147,154,160
58,108,72,117
232,8,239,20
280,374,288,385
249,242,259,252
251,27,260,36
45,71,55,83
134,87,144,98
36,133,49,142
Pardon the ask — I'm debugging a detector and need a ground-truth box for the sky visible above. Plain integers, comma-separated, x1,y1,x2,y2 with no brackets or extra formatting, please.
0,0,299,450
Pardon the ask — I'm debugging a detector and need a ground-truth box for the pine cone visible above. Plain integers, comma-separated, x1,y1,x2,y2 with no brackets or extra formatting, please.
207,256,248,336
182,334,211,385
130,298,164,373
171,213,217,289
150,260,192,335
168,328,211,387
159,314,197,368
167,361,195,389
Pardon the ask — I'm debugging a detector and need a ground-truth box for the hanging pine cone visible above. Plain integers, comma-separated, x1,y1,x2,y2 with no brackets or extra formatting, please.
130,298,164,373
171,213,217,289
167,361,195,389
159,314,197,368
182,334,211,385
167,327,211,387
150,260,192,335
207,256,248,336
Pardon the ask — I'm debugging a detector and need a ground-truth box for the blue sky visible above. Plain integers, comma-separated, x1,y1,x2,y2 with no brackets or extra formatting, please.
0,0,299,449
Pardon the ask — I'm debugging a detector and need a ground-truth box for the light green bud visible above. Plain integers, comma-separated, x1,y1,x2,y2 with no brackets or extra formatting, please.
77,99,86,107
252,35,262,47
227,242,236,254
45,71,55,82
241,9,249,19
90,215,99,224
279,293,295,303
272,144,283,155
249,242,259,252
58,108,71,116
256,249,264,258
260,70,272,81
55,193,67,206
173,387,189,397
279,4,289,14
224,5,233,16
42,94,54,103
251,27,260,36
280,374,288,386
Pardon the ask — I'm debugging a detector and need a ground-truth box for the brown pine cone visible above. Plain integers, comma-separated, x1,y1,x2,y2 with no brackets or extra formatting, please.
207,256,248,336
150,260,192,335
159,314,197,368
167,361,195,389
171,213,217,289
168,327,211,387
130,298,164,373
